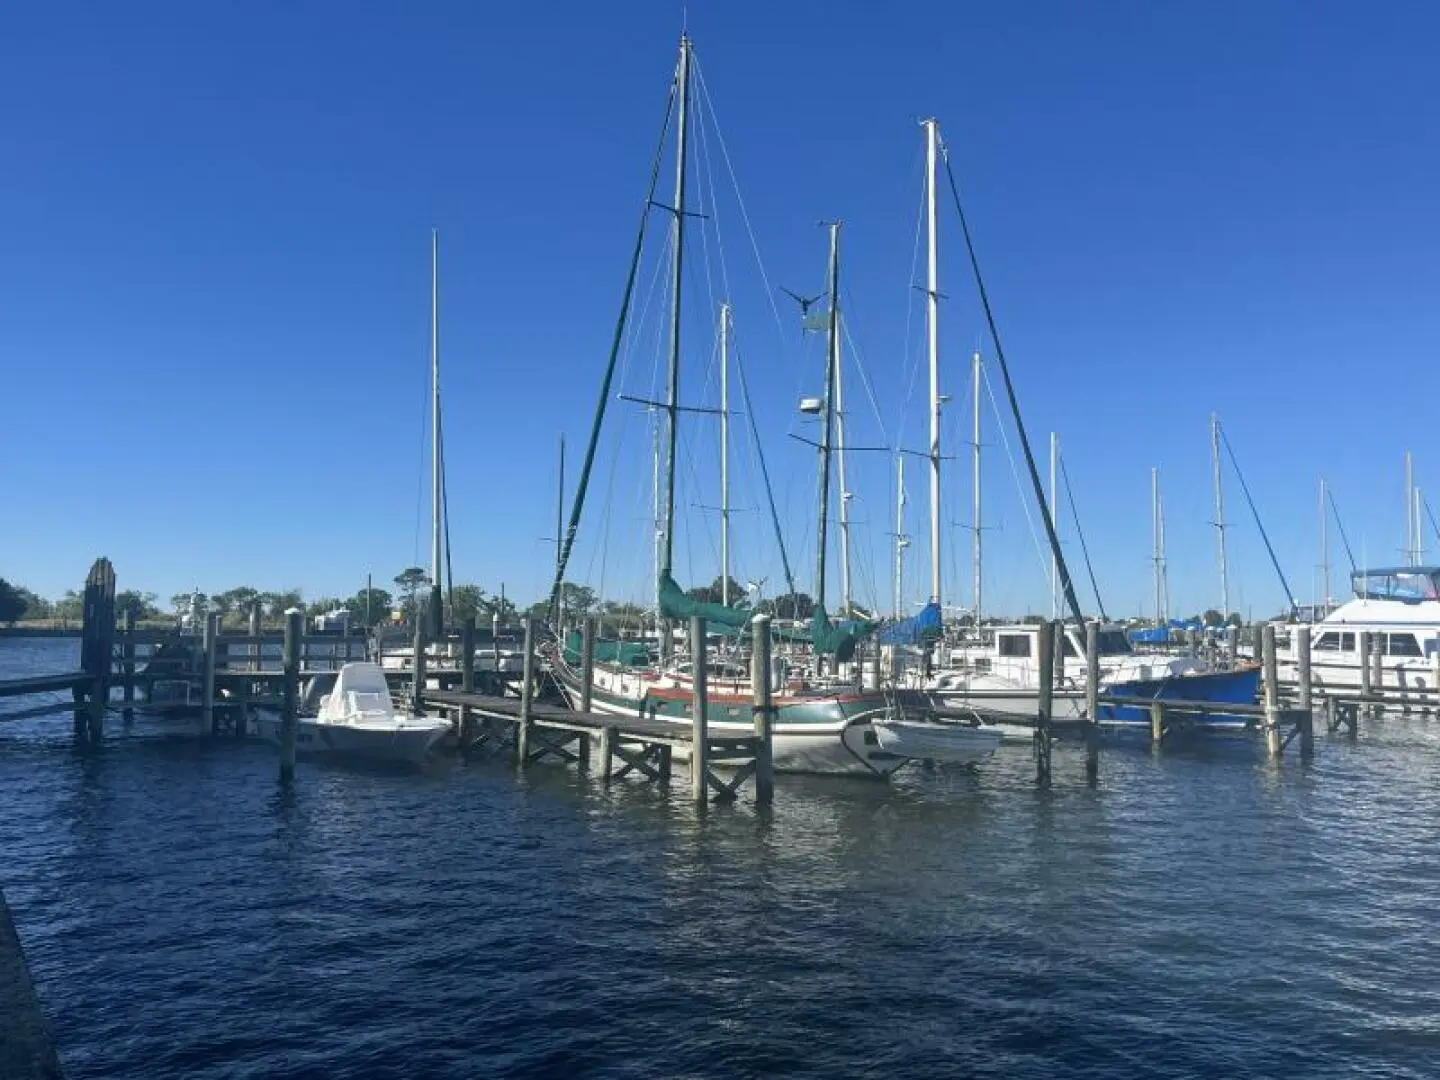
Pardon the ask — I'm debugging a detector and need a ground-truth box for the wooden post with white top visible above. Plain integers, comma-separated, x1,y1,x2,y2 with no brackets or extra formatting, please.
751,613,775,806
516,616,536,764
1263,623,1281,758
1035,620,1054,785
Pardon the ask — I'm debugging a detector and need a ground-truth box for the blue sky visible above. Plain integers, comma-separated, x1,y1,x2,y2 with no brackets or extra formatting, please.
3,0,1439,618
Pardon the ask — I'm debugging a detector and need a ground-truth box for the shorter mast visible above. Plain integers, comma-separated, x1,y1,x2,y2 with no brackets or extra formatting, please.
894,456,909,619
1406,450,1415,566
972,351,983,630
836,308,852,616
1050,433,1060,621
1319,477,1331,611
554,435,566,627
1211,413,1230,620
720,303,732,608
1152,466,1169,624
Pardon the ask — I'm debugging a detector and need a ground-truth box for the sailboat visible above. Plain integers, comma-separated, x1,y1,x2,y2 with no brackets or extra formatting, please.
544,35,938,778
869,118,1000,763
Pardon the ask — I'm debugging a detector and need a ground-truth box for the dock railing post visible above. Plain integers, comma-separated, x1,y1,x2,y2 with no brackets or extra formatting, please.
751,613,775,806
491,612,502,694
517,616,536,764
1296,624,1314,758
1084,620,1100,783
1263,622,1281,758
577,616,596,772
459,615,476,743
79,558,116,744
280,610,302,782
690,616,709,804
121,609,136,723
1035,620,1054,786
202,612,219,736
1053,621,1066,691
1228,627,1239,670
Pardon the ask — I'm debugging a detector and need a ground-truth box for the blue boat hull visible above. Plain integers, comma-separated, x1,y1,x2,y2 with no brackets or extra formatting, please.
1100,667,1262,732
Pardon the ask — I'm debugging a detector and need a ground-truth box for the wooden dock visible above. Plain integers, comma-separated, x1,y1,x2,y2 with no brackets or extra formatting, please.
0,886,65,1079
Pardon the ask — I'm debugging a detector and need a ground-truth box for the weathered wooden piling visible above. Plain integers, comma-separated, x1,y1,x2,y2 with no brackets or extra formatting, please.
248,602,262,670
411,607,428,715
79,558,116,744
202,613,219,736
577,616,596,772
690,616,709,803
1227,628,1239,670
1150,700,1166,746
1262,623,1281,757
1296,624,1315,757
0,885,64,1080
516,616,535,764
120,609,136,723
279,611,302,781
491,612,502,691
1369,634,1383,718
459,616,476,743
1035,620,1054,784
1053,621,1066,690
1084,620,1100,783
751,613,775,806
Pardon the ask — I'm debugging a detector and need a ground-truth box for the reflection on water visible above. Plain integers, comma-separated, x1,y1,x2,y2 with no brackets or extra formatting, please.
1,638,1438,1078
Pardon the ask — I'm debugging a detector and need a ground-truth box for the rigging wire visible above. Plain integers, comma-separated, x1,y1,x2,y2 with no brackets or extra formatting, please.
1326,484,1359,575
1058,452,1109,620
1218,422,1298,617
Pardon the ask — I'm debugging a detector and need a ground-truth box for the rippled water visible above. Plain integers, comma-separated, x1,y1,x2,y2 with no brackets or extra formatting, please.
2,637,1438,1078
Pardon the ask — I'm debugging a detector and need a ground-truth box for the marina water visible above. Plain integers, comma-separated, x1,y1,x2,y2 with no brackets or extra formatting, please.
2,638,1437,1078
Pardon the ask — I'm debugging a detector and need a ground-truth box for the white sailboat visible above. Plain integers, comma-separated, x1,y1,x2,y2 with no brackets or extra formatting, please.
872,117,1000,765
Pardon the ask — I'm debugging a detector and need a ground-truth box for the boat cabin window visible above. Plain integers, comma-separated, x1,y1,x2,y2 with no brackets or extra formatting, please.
997,633,1032,658
1315,632,1356,652
1351,568,1440,603
1384,633,1423,657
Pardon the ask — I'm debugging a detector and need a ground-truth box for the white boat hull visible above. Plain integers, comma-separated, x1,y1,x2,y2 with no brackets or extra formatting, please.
873,718,1002,762
254,710,448,764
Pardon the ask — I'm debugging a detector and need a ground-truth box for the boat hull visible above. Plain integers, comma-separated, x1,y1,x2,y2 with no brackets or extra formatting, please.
254,710,448,764
873,718,1002,762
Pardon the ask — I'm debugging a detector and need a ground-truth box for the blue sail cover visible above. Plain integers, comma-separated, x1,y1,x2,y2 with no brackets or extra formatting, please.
877,601,942,646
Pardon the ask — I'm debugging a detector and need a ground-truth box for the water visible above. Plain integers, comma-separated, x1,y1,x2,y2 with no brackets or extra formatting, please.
2,637,1437,1078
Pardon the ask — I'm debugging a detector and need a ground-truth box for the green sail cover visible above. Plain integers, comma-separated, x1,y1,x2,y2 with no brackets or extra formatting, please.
810,605,878,661
658,570,754,631
563,631,652,668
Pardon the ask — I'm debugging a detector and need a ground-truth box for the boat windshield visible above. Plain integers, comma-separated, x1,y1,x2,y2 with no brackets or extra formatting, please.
1351,568,1440,602
1096,630,1132,656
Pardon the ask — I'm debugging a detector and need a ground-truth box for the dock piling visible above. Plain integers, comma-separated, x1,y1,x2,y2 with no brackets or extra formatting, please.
280,611,302,782
751,613,775,806
1084,620,1100,783
459,616,476,743
690,616,709,803
1035,620,1054,785
1227,628,1239,670
516,616,535,764
1296,625,1314,757
202,613,219,736
121,609,136,724
411,606,428,715
578,616,596,773
1262,623,1281,758
1150,700,1166,746
80,557,116,744
1369,634,1383,719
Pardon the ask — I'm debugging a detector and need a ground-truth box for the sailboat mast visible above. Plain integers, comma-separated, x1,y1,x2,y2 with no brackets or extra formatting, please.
428,228,444,632
555,435,566,626
894,456,908,619
836,308,852,616
661,34,692,581
1406,450,1415,565
924,118,942,609
814,221,842,610
1320,476,1330,610
1152,466,1163,623
971,350,983,630
720,302,732,608
1211,413,1230,619
1050,433,1059,620
1417,486,1426,566
652,416,662,631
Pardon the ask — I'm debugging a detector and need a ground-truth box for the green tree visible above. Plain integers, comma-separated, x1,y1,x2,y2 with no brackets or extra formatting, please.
54,589,84,623
1202,609,1224,628
216,587,260,623
14,586,51,621
347,586,394,628
264,590,304,618
450,584,486,624
393,568,430,619
556,582,597,618
0,579,25,625
762,592,814,620
114,590,159,623
169,592,194,615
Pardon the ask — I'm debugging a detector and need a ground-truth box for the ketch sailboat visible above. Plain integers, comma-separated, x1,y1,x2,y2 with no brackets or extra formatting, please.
544,35,937,777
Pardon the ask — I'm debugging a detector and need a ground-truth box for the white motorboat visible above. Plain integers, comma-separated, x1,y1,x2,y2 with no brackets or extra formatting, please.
256,663,449,765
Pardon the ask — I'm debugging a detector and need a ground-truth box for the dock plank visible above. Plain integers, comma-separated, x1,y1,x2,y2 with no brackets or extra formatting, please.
0,673,88,699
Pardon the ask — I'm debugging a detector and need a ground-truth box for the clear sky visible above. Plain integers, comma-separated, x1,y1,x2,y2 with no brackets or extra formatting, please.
4,0,1439,619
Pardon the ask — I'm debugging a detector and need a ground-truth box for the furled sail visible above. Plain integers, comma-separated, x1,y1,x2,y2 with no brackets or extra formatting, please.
657,570,753,630
877,600,942,646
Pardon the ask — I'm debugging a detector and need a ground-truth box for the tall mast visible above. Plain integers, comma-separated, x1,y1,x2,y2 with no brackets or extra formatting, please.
1406,450,1415,565
660,34,692,581
836,308,853,616
652,415,662,630
1417,486,1426,566
894,455,908,619
971,350,983,630
1320,476,1331,610
924,118,942,609
719,302,732,608
1152,466,1164,623
814,221,842,610
554,435,566,626
428,227,443,632
1050,433,1059,620
1211,413,1229,619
